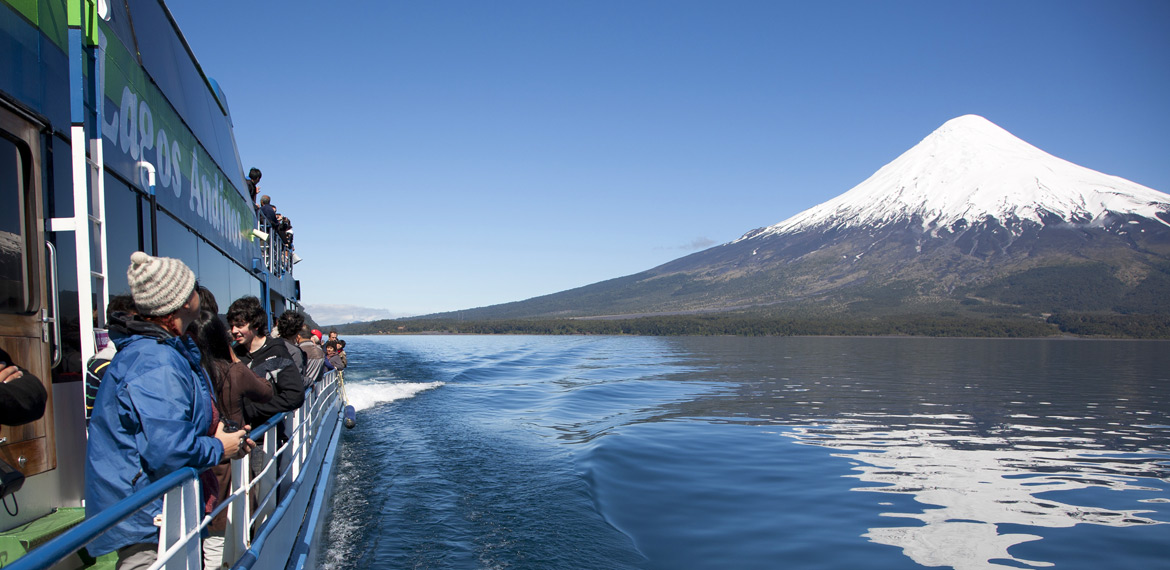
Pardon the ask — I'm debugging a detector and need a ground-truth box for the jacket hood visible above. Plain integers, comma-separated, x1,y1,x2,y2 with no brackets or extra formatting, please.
108,311,173,348
108,312,203,372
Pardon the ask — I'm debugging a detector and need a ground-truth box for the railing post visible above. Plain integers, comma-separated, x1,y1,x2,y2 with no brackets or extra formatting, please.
159,474,201,569
254,432,278,532
223,456,249,568
280,412,299,500
302,389,315,472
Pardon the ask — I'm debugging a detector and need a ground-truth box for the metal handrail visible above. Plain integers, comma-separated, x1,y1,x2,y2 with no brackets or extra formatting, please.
3,467,199,570
6,370,341,570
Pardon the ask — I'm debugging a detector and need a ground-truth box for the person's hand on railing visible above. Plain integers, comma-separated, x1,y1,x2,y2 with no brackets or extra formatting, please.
215,421,256,460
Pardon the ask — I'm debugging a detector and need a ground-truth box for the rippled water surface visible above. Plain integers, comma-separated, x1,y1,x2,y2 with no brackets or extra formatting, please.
322,336,1170,570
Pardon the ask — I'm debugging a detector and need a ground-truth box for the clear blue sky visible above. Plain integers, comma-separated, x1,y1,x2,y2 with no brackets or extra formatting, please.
168,0,1170,319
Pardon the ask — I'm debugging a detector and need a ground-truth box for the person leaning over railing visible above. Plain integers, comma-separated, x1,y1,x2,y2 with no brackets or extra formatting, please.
85,253,254,570
324,342,345,372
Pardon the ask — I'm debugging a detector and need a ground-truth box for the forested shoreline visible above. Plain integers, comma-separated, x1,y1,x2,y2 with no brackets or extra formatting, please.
333,312,1170,339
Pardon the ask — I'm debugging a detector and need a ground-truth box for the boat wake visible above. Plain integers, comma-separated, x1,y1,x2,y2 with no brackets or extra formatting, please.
345,380,443,411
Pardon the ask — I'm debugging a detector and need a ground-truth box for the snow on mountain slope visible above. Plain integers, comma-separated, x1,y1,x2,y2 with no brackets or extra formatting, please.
739,115,1170,242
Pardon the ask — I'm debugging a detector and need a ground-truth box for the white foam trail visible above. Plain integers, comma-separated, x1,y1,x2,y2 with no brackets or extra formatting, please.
345,380,443,411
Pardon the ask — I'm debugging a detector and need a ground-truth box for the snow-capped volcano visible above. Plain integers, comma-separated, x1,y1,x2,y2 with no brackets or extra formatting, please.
739,115,1170,242
436,115,1170,325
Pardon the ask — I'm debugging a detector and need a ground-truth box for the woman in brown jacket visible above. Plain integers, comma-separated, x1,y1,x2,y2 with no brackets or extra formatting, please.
186,298,273,569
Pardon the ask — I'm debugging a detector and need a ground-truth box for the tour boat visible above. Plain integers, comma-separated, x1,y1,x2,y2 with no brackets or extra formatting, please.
0,1,346,568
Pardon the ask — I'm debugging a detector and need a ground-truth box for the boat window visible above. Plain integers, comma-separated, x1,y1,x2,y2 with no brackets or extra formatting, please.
125,0,239,179
230,261,261,303
197,239,231,316
156,210,200,274
104,175,142,296
0,135,29,314
50,136,75,218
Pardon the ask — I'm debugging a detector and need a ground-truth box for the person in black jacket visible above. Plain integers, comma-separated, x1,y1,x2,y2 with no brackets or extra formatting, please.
225,296,304,427
0,348,46,426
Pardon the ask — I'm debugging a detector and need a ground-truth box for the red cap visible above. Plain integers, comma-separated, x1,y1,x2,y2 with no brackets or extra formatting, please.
311,329,323,338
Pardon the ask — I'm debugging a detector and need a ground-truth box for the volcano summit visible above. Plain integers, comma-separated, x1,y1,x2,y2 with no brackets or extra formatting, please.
441,115,1170,323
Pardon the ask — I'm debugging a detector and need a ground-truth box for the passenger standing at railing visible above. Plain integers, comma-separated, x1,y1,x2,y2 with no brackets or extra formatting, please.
246,167,261,210
297,325,326,388
85,252,254,570
276,311,307,377
327,331,348,369
258,195,278,229
325,342,345,372
186,298,272,570
226,296,304,427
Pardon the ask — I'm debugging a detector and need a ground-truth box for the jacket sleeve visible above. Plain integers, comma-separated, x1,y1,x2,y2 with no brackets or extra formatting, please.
229,362,273,404
122,363,223,476
0,366,47,426
303,357,324,388
246,343,305,419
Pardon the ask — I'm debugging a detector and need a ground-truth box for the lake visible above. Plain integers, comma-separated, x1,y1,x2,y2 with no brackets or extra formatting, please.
321,335,1170,569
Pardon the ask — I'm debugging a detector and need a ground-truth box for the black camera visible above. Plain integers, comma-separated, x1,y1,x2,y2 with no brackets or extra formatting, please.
222,419,241,433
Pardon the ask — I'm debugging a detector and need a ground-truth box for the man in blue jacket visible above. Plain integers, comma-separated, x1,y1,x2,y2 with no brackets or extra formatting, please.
85,252,253,569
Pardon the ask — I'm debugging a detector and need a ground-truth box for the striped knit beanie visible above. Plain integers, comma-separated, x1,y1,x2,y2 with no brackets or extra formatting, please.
126,251,196,317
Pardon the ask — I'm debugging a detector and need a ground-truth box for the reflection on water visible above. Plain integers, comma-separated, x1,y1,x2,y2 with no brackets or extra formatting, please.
670,337,1170,569
789,414,1166,569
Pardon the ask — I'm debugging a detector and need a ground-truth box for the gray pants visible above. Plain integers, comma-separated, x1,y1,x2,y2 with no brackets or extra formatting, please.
203,533,225,569
116,543,157,570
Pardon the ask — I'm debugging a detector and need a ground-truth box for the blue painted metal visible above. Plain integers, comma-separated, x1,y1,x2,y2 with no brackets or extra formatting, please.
245,409,284,444
3,467,199,570
4,408,289,570
286,412,344,570
67,27,83,124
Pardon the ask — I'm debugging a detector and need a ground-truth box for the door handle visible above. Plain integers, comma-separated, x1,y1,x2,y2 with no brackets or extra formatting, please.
44,240,62,368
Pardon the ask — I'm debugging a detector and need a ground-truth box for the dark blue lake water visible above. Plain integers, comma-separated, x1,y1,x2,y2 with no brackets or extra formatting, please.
321,336,1170,570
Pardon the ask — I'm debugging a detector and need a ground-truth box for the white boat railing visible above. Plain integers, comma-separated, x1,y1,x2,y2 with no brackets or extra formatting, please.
256,218,295,278
5,371,343,570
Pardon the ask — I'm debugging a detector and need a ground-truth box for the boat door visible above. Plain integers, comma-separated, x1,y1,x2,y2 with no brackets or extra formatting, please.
0,104,56,477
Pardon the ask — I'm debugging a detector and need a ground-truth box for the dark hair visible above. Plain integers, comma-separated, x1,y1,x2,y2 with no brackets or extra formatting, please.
188,310,233,363
248,167,262,182
325,340,338,351
276,311,304,340
185,309,233,395
226,295,267,336
197,287,219,317
107,294,136,320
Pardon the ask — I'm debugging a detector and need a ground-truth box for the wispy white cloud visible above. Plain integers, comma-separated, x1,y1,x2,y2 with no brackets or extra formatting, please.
657,237,717,252
303,304,415,326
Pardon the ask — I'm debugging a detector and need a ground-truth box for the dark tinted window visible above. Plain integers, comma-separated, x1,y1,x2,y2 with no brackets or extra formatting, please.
197,239,231,316
124,0,245,190
155,211,199,273
230,262,260,305
0,135,27,313
104,175,141,296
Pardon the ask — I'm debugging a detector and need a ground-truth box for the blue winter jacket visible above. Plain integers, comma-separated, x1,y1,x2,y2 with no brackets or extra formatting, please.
84,316,224,556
